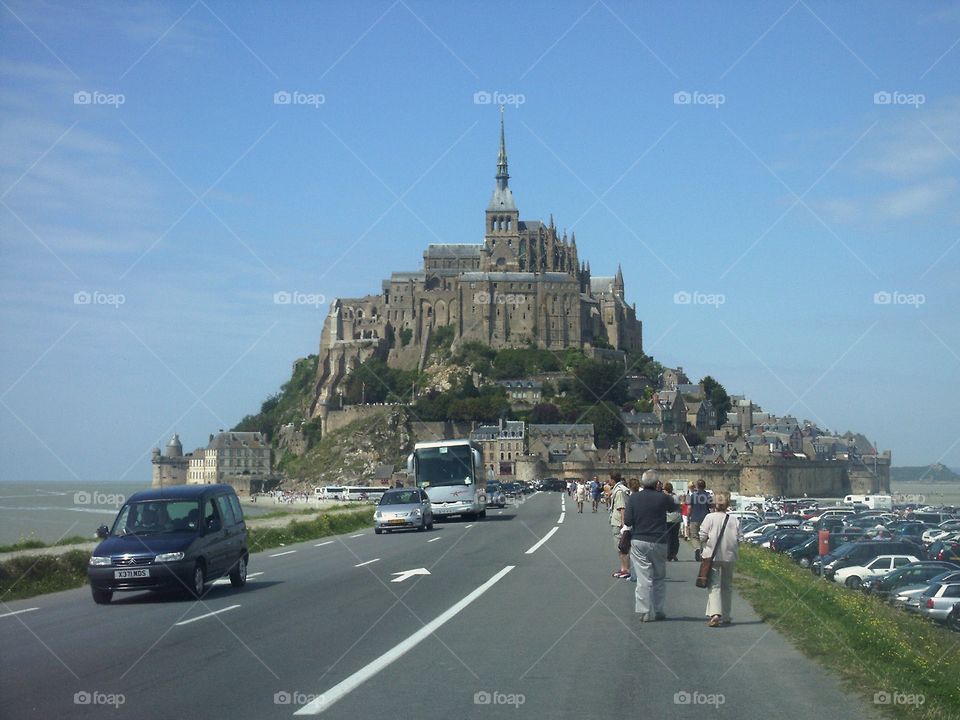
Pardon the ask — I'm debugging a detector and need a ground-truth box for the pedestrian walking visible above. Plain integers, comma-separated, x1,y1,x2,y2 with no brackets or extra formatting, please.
621,470,678,621
698,491,742,627
687,480,712,562
590,476,601,512
663,482,681,561
575,480,586,513
609,473,631,578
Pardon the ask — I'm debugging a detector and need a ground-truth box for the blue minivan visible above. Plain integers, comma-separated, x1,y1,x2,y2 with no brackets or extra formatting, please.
87,484,248,604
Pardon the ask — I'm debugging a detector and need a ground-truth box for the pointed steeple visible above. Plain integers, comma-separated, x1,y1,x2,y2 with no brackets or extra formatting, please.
496,105,509,191
570,231,576,247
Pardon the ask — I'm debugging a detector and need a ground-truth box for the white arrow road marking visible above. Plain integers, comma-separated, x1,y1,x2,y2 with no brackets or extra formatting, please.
354,558,380,567
175,605,240,626
525,526,559,555
390,568,430,583
295,565,515,715
0,607,38,619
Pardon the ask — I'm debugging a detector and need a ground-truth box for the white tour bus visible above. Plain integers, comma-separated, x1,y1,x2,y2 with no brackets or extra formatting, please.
407,440,487,520
843,494,893,511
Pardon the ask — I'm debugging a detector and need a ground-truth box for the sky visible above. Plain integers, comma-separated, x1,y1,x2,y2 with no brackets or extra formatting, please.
1,0,958,483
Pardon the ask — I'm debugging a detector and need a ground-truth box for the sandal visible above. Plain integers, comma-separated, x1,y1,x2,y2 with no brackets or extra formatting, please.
707,615,721,627
612,570,630,578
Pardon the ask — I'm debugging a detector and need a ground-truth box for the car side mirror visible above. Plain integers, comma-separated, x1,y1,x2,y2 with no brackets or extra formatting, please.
95,525,109,539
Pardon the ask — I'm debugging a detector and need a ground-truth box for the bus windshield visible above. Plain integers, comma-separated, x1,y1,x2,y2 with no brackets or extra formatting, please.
415,445,475,487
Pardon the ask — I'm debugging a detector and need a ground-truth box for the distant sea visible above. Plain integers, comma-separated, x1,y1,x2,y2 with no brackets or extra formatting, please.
0,480,276,547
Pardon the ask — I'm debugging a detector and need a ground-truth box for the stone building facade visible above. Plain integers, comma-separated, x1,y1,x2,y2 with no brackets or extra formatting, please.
186,431,272,485
310,111,643,428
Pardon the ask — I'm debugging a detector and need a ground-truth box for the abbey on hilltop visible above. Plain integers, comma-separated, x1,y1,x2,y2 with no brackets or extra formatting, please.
310,110,643,421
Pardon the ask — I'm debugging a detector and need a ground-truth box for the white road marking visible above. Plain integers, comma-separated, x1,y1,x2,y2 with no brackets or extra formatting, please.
464,524,474,529
212,572,263,587
0,607,38,619
269,550,297,557
390,568,430,583
427,537,440,543
175,605,241,626
558,512,565,524
354,558,380,567
349,534,364,538
525,526,559,555
314,541,334,547
295,565,515,715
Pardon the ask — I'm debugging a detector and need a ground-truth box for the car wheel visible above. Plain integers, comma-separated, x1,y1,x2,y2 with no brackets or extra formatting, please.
418,517,426,532
91,587,112,605
190,562,206,598
947,609,960,633
799,558,810,568
845,576,862,589
479,509,486,519
375,527,382,535
229,554,247,588
427,516,434,530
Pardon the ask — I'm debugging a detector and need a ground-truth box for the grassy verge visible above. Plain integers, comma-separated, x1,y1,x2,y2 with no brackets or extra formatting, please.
247,503,356,520
736,545,959,720
0,535,91,553
0,509,373,602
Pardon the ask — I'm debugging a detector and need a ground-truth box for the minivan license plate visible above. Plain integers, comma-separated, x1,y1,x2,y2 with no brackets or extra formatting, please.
114,568,149,579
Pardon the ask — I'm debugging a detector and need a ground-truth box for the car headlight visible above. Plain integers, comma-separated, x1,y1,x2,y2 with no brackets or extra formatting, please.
411,509,421,516
89,556,111,567
374,511,382,519
154,552,185,563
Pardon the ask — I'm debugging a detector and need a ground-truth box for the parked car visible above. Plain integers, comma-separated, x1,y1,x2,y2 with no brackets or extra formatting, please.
927,537,960,562
814,539,924,579
861,561,960,598
501,482,522,498
919,582,960,623
832,554,919,588
484,482,507,508
87,484,249,604
374,487,434,533
540,477,566,492
769,530,815,553
891,570,960,608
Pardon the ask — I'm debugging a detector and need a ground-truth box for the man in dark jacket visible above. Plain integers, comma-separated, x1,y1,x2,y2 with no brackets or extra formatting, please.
687,480,712,562
622,470,677,621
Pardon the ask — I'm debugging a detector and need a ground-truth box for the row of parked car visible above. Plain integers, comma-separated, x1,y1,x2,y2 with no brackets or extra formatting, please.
739,503,960,632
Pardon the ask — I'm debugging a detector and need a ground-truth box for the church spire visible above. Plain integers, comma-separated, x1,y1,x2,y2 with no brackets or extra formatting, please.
496,105,509,191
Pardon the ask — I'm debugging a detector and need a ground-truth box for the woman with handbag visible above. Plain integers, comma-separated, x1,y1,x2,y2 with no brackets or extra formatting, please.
697,491,741,627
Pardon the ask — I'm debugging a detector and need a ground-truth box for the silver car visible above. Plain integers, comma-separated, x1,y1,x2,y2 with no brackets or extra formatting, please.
484,482,507,509
374,488,434,534
893,570,960,608
918,582,960,622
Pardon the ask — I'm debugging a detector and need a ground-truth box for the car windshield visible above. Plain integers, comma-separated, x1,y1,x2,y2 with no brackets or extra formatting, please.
112,500,200,536
380,490,420,505
414,445,474,487
488,483,502,492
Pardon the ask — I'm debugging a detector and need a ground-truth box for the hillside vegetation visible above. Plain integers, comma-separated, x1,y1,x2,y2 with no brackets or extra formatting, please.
891,463,960,482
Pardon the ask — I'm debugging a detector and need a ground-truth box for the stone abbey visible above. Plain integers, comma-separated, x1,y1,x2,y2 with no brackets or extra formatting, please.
311,111,643,422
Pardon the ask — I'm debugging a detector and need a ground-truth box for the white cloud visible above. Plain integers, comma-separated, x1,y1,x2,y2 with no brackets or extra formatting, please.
880,177,959,219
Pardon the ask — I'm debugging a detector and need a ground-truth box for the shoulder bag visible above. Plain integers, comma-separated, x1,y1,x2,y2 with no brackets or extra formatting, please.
695,513,730,589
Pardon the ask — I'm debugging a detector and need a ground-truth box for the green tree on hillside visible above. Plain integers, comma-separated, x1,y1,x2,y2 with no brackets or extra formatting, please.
701,375,731,429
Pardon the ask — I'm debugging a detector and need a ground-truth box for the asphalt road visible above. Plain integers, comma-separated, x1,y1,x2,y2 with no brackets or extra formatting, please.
0,491,879,719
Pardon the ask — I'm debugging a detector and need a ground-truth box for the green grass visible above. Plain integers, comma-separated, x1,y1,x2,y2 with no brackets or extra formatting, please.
0,509,373,602
0,535,91,554
736,545,960,720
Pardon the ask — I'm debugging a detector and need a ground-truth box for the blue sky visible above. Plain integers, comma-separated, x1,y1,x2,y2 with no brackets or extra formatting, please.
1,0,958,482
